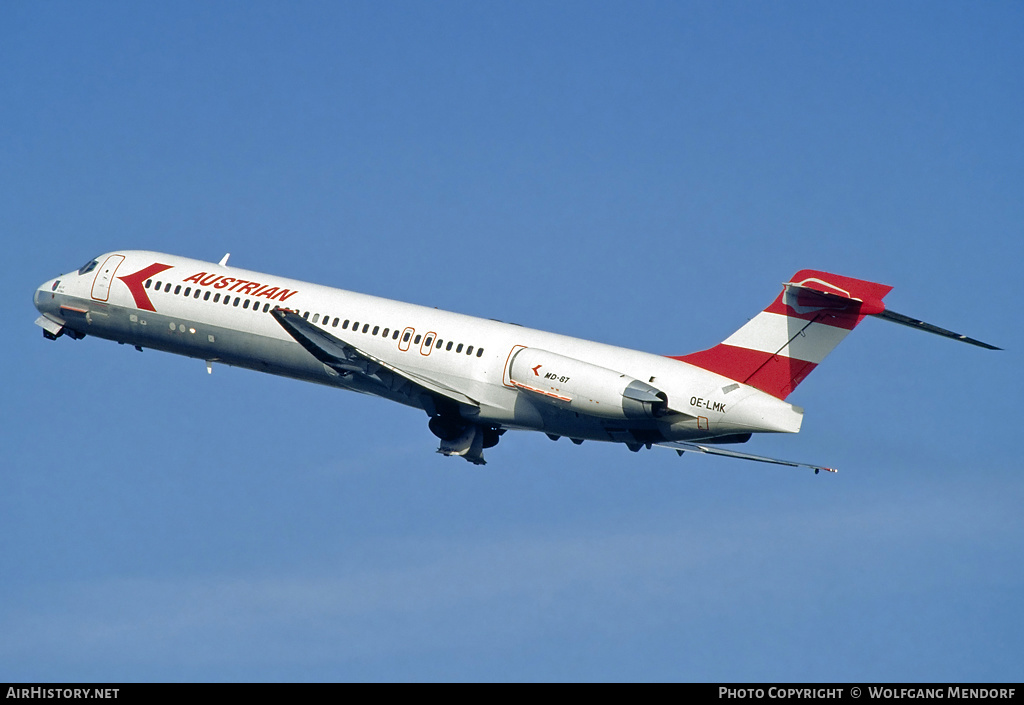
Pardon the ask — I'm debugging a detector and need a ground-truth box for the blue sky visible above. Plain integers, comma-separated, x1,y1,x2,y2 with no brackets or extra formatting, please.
3,1,1022,682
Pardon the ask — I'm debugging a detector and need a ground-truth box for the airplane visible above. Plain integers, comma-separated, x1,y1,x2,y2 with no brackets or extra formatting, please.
33,251,999,472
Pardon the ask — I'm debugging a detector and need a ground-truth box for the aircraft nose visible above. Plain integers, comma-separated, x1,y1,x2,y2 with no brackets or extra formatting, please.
34,277,59,313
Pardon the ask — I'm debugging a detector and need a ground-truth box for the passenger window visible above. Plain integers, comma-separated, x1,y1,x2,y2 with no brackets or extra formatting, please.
343,320,349,329
477,348,484,357
155,281,162,289
392,330,400,340
184,287,191,297
243,299,250,309
302,311,309,319
456,344,463,353
372,326,379,335
312,313,319,323
174,285,180,295
332,318,339,327
165,283,171,293
446,341,453,351
382,328,389,337
466,346,473,355
362,324,369,333
203,291,210,301
424,336,433,347
403,332,411,343
145,280,151,289
436,339,443,348
263,303,270,312
353,321,359,331
214,293,221,303
233,297,240,307
414,335,421,345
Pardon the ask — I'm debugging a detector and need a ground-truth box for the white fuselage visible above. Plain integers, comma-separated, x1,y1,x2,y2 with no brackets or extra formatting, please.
34,251,803,447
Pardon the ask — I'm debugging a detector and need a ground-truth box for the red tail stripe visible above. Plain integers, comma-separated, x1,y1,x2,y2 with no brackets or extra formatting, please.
669,270,893,399
671,345,818,400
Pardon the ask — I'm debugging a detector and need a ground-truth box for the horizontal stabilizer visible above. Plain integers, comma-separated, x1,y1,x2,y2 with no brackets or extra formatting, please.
873,309,1001,350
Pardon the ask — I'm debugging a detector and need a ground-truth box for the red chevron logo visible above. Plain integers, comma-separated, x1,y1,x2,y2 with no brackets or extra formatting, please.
118,263,173,311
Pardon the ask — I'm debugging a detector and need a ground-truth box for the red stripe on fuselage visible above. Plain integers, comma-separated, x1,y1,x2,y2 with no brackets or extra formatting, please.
117,263,173,312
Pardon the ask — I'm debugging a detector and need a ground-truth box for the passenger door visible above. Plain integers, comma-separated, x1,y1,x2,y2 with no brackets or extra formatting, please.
90,254,125,302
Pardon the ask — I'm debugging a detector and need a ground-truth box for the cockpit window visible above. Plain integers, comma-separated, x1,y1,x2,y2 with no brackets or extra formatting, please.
78,258,100,276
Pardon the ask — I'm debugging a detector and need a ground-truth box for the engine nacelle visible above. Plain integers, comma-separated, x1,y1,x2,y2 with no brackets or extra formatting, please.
508,348,668,420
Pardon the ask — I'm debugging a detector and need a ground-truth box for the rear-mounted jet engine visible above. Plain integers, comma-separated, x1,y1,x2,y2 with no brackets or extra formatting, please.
507,347,668,420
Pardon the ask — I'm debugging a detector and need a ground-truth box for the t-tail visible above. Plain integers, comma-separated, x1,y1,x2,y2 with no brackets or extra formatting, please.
671,269,1000,400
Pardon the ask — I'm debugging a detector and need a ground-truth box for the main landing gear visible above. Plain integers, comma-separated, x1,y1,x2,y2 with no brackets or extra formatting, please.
428,416,503,466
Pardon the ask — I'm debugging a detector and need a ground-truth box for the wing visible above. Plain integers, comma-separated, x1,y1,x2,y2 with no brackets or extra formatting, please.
270,307,479,409
657,441,837,474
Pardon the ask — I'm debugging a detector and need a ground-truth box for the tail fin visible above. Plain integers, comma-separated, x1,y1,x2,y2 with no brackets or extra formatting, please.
671,270,893,399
